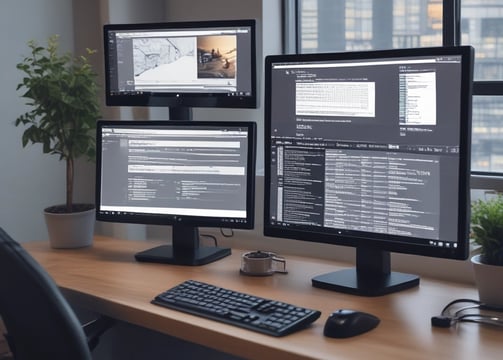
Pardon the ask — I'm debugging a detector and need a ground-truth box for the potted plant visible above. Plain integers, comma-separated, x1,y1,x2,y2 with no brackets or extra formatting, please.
15,35,100,248
470,193,503,305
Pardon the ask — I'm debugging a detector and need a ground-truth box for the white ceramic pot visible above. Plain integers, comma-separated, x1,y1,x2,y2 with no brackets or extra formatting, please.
44,206,95,249
471,254,503,306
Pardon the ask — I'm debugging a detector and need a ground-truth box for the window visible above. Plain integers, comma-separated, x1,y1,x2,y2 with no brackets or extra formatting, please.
287,0,503,189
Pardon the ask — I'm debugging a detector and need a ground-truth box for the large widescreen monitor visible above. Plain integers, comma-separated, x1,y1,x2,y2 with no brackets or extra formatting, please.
264,46,474,296
103,19,257,119
96,120,256,265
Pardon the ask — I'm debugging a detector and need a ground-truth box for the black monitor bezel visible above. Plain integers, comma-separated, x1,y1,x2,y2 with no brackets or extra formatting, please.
263,46,474,262
95,120,256,230
103,19,257,109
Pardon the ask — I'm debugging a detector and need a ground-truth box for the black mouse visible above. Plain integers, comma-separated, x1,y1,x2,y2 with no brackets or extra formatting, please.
323,309,380,338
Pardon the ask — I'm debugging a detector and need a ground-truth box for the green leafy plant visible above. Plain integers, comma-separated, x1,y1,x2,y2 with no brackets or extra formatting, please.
15,35,100,213
471,194,503,266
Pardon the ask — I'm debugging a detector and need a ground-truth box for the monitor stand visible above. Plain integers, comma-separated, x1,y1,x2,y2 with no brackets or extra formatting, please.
135,106,231,265
135,225,231,266
312,247,419,296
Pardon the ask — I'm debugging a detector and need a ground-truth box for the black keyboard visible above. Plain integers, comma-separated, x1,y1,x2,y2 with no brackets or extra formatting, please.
152,279,321,337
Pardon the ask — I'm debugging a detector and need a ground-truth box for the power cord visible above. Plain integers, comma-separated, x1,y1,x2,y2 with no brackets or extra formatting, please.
199,228,235,247
431,298,503,328
199,234,218,247
220,228,234,238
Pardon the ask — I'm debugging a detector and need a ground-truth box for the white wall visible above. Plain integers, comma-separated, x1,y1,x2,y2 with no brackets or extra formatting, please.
0,0,74,242
108,0,166,24
0,0,173,242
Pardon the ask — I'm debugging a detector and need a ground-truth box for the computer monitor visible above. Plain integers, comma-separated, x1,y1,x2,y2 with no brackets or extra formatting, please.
103,19,257,119
264,46,474,296
96,120,256,265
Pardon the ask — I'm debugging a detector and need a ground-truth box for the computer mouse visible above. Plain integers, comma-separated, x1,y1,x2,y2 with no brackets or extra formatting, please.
323,309,380,338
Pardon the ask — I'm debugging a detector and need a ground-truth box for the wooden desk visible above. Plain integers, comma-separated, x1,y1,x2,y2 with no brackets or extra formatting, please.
23,236,501,360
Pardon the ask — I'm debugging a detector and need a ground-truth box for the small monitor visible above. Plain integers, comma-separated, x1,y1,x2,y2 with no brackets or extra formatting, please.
264,46,474,295
103,19,257,118
96,120,256,265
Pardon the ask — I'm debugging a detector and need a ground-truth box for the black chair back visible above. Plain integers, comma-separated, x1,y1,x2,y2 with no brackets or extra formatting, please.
0,227,92,360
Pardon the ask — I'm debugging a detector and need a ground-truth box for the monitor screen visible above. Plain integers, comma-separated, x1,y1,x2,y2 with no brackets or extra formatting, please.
264,46,474,295
96,120,256,265
103,19,257,116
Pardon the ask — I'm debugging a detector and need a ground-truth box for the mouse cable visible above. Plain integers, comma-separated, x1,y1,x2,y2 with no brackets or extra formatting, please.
431,298,503,328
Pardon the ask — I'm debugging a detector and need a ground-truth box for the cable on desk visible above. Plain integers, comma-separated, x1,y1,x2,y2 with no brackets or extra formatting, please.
431,298,503,328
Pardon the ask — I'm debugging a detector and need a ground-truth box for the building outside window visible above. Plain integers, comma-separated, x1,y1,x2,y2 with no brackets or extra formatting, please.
290,0,503,186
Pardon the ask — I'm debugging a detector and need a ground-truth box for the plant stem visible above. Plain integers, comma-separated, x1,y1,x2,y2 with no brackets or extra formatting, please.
66,157,74,212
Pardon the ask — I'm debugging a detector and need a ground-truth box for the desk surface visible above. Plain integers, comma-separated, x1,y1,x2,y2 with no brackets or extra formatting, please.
24,236,501,360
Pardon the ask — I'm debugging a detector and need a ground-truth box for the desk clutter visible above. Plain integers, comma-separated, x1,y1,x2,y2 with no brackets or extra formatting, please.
431,298,503,328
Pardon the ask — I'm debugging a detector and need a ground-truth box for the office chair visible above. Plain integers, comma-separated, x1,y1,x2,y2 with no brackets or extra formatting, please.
0,227,113,360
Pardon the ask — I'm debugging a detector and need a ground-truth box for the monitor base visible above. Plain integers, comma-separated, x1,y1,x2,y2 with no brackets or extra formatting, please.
135,245,231,266
312,268,419,296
